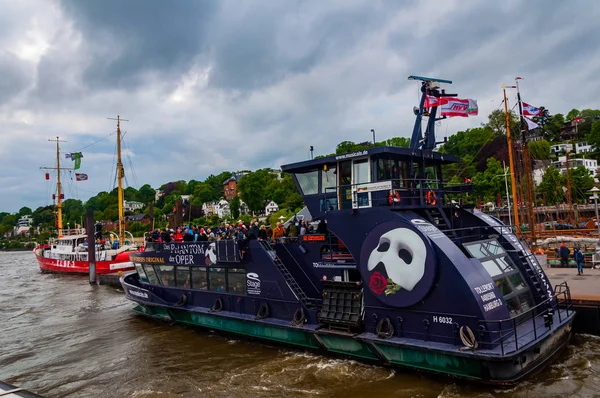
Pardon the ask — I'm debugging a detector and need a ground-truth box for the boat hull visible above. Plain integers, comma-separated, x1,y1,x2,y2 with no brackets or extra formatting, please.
35,250,134,275
123,277,574,385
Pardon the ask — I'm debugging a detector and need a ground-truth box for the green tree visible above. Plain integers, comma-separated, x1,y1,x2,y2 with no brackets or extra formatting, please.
267,209,294,228
471,158,505,202
1,214,16,226
62,199,84,226
528,139,551,160
566,109,580,121
485,109,519,137
193,183,216,204
138,184,156,204
544,113,565,142
18,207,32,217
568,166,594,203
538,167,564,205
230,196,241,219
238,170,276,214
381,137,410,148
587,120,600,150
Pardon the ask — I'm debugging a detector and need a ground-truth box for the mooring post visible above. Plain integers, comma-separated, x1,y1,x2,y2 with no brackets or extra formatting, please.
86,209,96,284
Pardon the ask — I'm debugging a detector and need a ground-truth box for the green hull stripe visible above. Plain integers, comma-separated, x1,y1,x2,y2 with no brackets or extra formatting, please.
134,305,485,379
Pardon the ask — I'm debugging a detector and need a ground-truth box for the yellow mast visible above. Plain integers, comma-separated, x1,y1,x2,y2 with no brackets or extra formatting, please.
108,115,128,246
41,137,69,236
502,86,520,234
116,116,125,246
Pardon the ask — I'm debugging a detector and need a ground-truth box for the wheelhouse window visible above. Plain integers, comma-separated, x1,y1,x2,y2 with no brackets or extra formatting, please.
228,268,246,294
321,166,337,193
377,159,404,187
155,265,175,286
143,264,159,284
464,239,534,318
209,267,226,292
175,266,191,288
191,267,208,290
296,170,319,195
135,263,149,283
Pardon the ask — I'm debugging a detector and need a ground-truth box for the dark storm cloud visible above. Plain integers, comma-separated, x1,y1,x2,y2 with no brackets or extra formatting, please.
59,0,220,89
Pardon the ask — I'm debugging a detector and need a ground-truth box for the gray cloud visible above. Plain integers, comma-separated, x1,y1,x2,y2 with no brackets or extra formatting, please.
0,0,598,213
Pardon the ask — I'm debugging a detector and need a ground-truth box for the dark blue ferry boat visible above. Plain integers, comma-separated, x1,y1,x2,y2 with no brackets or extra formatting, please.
121,76,574,384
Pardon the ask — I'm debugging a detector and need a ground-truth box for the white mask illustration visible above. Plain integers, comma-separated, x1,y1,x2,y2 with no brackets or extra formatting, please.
206,243,217,265
367,228,427,291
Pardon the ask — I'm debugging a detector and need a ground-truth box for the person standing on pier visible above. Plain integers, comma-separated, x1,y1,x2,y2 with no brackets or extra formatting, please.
559,243,570,268
574,245,584,275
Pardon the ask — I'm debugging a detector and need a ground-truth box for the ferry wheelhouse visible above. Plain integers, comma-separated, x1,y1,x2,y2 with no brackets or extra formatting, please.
121,77,574,384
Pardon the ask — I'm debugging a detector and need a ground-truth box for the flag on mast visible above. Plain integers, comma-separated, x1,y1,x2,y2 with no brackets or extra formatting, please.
525,117,539,130
75,173,88,181
522,102,542,117
440,98,478,117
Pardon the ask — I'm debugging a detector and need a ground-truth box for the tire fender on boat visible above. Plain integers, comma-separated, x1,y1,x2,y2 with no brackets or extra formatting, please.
209,297,223,313
255,302,269,320
376,317,394,339
291,307,305,326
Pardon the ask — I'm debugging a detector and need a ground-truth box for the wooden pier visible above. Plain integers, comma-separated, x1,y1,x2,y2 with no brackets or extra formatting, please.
546,267,600,335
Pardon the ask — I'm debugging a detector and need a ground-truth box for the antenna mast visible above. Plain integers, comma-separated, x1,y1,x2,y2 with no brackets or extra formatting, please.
502,85,521,234
108,115,129,247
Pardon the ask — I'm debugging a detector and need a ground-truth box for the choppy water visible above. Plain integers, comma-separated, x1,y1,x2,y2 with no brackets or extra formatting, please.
1,251,600,397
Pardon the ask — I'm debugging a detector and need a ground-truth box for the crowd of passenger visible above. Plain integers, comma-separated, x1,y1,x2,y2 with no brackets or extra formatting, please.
146,218,328,244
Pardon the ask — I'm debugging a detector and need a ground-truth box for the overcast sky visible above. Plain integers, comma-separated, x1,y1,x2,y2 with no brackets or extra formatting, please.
1,0,598,213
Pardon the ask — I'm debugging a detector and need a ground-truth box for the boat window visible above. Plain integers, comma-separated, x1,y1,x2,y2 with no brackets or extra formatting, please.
481,260,502,277
464,240,507,259
296,170,319,195
377,159,404,186
508,274,527,291
175,267,191,288
135,263,149,283
494,278,513,296
155,265,175,286
143,264,159,284
321,166,337,193
191,267,208,290
353,159,369,184
209,267,226,292
227,268,246,294
424,165,438,188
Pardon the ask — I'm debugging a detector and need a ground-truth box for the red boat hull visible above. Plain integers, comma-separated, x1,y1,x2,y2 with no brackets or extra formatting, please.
34,250,135,275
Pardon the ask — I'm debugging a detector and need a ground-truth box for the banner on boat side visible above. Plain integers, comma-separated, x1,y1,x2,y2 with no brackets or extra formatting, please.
359,221,436,308
133,241,240,266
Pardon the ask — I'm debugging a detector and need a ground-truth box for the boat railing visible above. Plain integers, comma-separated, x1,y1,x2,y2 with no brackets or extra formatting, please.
321,178,474,210
57,228,86,236
367,284,572,352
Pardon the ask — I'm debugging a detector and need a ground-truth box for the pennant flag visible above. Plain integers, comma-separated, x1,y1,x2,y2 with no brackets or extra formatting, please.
525,117,539,130
441,98,478,117
522,102,542,117
465,177,471,184
74,157,81,170
75,173,88,181
65,153,72,160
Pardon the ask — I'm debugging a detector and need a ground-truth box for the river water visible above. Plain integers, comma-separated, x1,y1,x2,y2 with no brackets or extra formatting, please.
1,251,599,398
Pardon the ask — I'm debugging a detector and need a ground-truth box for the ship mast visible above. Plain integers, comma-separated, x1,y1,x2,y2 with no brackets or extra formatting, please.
502,86,521,234
108,115,128,247
41,137,71,237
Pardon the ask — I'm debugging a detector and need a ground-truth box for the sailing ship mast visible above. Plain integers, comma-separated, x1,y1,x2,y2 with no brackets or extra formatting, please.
502,85,521,234
40,137,71,237
108,115,128,247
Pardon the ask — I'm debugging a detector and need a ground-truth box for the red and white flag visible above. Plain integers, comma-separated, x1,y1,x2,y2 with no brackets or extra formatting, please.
441,98,478,117
424,95,448,108
522,102,542,117
75,173,88,181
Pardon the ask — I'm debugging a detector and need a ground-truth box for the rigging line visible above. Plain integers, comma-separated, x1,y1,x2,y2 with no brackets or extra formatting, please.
77,131,117,152
123,137,139,189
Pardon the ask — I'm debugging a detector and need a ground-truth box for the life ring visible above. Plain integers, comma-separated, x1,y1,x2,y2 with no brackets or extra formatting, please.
291,307,305,326
459,325,478,350
209,297,223,313
388,190,401,205
425,190,437,206
376,317,394,339
255,302,269,320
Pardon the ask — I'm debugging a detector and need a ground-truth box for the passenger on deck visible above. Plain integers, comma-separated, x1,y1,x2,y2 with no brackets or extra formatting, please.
272,222,286,241
316,219,328,234
183,227,194,242
173,227,184,243
288,219,298,240
161,229,171,243
248,222,258,240
258,225,267,240
299,220,307,236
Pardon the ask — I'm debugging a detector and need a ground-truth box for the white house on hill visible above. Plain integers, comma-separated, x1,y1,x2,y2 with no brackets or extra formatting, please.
265,200,279,215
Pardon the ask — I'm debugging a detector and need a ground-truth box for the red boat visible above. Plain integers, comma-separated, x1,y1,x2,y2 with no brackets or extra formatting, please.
34,231,136,275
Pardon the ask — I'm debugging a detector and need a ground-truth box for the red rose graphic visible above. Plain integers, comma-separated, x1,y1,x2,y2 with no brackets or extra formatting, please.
369,272,387,295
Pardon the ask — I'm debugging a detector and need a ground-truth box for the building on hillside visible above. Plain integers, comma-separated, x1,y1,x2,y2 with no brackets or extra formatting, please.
552,156,599,182
265,200,279,215
222,171,251,200
14,215,33,236
532,160,552,186
268,168,283,180
125,214,151,226
155,189,163,202
239,200,250,215
202,201,218,217
575,141,594,154
551,143,573,155
216,199,231,218
560,117,585,140
124,200,145,212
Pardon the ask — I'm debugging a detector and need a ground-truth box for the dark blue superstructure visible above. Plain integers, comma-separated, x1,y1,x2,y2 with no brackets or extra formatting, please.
121,77,574,384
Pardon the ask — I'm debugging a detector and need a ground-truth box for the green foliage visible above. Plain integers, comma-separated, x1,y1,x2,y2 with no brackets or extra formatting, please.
471,158,506,202
544,113,565,142
441,126,495,159
538,167,564,205
238,170,277,213
230,196,241,219
587,120,600,150
1,214,16,226
528,139,551,160
18,207,32,217
566,109,580,121
267,209,294,228
568,165,595,203
485,109,519,137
